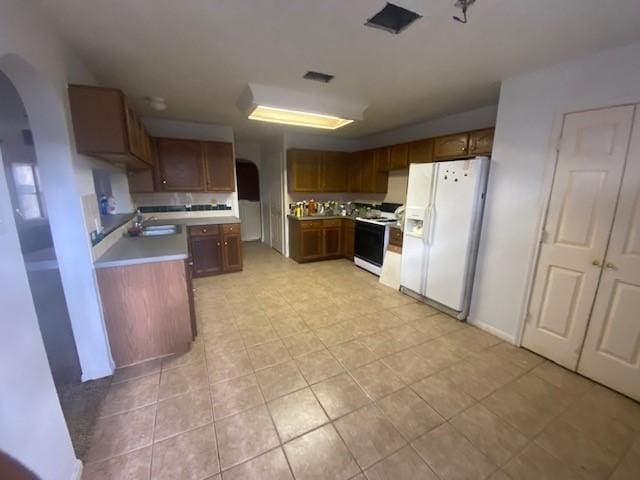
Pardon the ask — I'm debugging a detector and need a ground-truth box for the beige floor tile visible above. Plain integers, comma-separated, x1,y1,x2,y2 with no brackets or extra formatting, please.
503,443,583,480
221,447,293,480
531,361,593,396
83,446,152,480
411,338,465,373
411,373,476,419
359,330,406,357
312,373,370,419
534,420,620,479
314,321,356,347
364,445,438,480
280,330,324,357
610,437,640,480
207,349,253,384
486,343,544,371
248,339,292,371
381,349,434,384
241,325,279,348
158,361,208,401
151,423,219,480
203,333,245,356
255,360,307,401
215,405,280,470
376,387,444,440
329,340,380,371
86,404,156,463
154,388,213,441
450,403,528,466
581,384,640,432
481,386,555,439
162,341,205,370
334,404,406,469
268,388,329,442
283,424,360,480
211,374,264,420
350,360,405,400
112,358,162,384
99,374,159,417
504,372,574,415
487,470,513,480
295,349,344,384
412,423,497,480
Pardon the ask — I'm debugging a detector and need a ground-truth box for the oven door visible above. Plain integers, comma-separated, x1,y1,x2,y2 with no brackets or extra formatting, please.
355,220,385,267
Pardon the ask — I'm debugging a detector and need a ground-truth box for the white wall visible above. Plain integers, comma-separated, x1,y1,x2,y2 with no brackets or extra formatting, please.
236,141,263,241
470,41,640,342
260,135,286,251
0,1,93,477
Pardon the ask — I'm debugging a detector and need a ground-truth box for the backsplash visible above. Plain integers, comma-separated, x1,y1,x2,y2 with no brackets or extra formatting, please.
137,204,232,213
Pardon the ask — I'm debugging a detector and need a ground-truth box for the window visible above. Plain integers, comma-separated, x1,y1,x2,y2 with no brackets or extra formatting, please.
11,163,43,220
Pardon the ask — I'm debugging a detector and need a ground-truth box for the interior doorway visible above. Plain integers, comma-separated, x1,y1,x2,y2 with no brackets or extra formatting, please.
0,71,81,386
236,159,262,241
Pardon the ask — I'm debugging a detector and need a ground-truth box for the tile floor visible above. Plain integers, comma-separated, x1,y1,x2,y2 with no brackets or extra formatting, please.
83,242,640,479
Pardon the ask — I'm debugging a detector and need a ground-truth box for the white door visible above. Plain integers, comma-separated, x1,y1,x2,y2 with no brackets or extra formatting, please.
269,153,284,254
522,106,635,369
424,158,488,311
578,107,640,401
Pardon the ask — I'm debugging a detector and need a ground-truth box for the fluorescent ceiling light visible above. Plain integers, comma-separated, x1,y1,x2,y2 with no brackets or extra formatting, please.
248,105,353,130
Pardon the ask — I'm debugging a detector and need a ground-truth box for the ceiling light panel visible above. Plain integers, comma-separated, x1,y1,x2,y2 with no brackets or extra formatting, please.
248,105,353,130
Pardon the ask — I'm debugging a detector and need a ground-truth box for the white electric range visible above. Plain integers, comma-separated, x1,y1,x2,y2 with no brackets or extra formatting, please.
353,203,402,276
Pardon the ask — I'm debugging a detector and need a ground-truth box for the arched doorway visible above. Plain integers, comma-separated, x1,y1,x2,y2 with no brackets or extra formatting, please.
236,158,262,241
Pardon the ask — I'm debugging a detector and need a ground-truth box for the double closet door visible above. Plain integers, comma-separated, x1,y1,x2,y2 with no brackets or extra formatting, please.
522,104,640,401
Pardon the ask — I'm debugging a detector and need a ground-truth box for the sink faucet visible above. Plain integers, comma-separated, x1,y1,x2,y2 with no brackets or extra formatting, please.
134,211,156,229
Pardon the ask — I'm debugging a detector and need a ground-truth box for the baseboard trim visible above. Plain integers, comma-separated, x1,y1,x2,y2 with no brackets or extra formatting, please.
71,459,83,480
467,319,516,344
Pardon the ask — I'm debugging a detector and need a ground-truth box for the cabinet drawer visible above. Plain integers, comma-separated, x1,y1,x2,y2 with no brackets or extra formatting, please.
189,225,219,236
323,219,342,228
222,223,241,235
300,220,323,229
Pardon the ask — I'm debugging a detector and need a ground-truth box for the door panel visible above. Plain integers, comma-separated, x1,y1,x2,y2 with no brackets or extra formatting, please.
578,107,640,401
522,105,635,370
204,141,235,192
222,234,243,272
190,235,222,277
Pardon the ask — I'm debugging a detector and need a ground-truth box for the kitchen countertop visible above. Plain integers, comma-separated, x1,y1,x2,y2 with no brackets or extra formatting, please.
94,216,241,269
287,214,356,221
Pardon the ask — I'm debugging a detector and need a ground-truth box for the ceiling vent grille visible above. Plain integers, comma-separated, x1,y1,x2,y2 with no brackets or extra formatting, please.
365,2,422,34
303,71,334,83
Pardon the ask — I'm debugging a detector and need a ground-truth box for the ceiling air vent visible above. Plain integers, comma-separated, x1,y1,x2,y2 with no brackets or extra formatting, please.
303,71,334,83
365,2,422,34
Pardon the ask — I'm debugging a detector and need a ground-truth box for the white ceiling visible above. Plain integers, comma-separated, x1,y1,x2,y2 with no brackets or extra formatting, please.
39,0,640,141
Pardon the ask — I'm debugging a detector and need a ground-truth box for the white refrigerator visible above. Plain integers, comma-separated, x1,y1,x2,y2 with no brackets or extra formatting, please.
400,157,489,319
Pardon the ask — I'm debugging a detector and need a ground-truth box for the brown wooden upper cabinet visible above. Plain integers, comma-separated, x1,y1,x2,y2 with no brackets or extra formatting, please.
433,133,470,160
348,152,362,193
389,143,409,170
204,141,236,192
374,147,390,172
288,149,322,192
321,151,348,192
469,128,495,155
157,138,205,191
360,149,388,194
68,84,152,168
408,138,433,164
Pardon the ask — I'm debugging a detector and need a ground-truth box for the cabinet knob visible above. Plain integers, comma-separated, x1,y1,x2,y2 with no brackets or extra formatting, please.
203,229,207,233
217,242,220,246
192,288,196,293
592,259,601,266
162,179,167,184
225,242,228,246
188,261,193,266
606,262,617,270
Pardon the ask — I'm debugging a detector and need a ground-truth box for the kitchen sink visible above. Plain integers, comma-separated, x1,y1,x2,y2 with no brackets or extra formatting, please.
140,224,180,236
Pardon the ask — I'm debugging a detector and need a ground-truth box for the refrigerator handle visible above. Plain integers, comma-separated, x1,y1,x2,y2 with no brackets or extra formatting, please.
427,204,436,245
422,205,432,244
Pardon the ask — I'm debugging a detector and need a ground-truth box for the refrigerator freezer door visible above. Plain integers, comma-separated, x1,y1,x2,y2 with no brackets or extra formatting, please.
424,158,488,310
405,163,434,208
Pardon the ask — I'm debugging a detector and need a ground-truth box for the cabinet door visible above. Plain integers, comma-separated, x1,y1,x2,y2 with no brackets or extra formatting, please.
288,150,321,192
469,128,494,155
323,225,342,257
204,141,236,192
408,138,433,164
374,147,390,172
342,223,355,260
190,234,223,277
222,233,243,272
184,259,196,339
348,152,362,193
157,138,205,191
300,229,323,260
389,143,409,170
433,133,470,160
128,169,155,193
321,151,348,192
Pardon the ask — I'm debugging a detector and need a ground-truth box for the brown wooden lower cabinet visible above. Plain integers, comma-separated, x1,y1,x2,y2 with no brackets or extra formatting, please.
189,223,242,277
96,260,192,367
289,217,356,263
185,258,197,339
